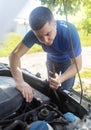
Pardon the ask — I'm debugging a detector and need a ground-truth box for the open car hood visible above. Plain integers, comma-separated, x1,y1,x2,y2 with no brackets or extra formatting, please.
0,63,91,130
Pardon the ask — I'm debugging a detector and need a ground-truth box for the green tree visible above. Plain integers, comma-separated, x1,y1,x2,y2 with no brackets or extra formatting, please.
81,18,91,35
82,0,91,35
40,0,81,15
40,0,91,15
40,0,91,34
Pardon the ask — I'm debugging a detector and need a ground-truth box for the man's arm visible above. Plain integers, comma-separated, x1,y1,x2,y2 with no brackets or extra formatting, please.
59,54,82,82
49,54,82,89
9,42,34,102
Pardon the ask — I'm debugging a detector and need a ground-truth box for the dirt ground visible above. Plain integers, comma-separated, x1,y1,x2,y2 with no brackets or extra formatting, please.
0,47,91,81
0,47,91,78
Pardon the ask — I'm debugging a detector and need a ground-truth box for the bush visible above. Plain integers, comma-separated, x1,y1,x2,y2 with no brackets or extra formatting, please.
0,33,23,57
0,32,43,57
80,33,91,46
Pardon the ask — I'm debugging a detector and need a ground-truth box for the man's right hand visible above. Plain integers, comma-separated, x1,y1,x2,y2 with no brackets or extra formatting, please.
16,81,34,102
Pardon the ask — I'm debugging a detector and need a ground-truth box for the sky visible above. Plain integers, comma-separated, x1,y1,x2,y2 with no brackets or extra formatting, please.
0,0,41,40
16,0,41,23
0,0,27,40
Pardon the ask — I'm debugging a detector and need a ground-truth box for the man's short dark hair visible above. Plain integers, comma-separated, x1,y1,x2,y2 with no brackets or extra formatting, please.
29,6,54,30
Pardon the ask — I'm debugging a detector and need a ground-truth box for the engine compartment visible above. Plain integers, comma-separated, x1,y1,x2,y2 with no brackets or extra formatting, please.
0,63,91,130
0,91,91,130
0,90,78,130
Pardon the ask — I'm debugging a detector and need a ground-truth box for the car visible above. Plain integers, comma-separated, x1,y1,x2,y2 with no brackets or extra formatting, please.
0,62,91,130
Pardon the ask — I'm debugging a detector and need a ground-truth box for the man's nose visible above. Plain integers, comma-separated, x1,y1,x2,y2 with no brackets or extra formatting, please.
43,37,48,43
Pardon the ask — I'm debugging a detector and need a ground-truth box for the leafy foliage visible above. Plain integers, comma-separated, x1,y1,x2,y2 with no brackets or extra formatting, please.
40,0,81,15
40,0,91,34
82,0,91,35
40,0,91,15
0,33,23,57
81,18,91,35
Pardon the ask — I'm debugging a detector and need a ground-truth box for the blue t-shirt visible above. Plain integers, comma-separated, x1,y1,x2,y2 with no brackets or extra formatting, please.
22,20,82,63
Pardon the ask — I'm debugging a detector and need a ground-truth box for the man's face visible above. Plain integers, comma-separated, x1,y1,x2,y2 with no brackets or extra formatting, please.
33,21,56,46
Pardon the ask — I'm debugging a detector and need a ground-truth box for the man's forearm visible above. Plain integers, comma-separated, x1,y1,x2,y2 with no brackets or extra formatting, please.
9,53,23,82
60,56,82,84
59,63,80,83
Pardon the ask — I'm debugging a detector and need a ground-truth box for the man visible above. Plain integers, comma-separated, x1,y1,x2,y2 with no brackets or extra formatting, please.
9,6,82,102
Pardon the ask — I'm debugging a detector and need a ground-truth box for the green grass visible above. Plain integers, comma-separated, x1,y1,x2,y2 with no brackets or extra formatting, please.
28,44,43,54
0,33,43,57
80,34,91,47
74,83,91,101
74,68,91,101
77,68,91,78
0,33,23,57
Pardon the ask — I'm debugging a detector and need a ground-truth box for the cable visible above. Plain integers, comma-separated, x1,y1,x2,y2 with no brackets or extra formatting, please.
62,0,83,104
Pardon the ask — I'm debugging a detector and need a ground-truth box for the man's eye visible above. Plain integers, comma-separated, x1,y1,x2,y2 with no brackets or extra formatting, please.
46,32,51,36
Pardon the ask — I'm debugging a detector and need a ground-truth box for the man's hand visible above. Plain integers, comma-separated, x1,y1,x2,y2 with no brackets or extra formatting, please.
49,72,61,90
16,81,34,102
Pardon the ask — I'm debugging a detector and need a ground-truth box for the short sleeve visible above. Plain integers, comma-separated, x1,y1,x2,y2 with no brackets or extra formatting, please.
22,30,40,48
